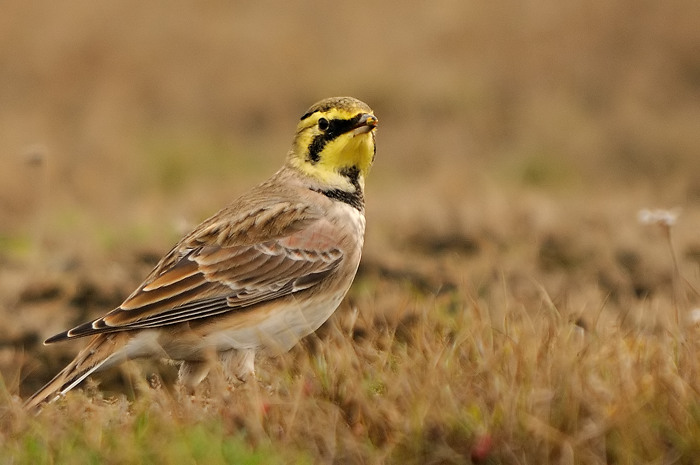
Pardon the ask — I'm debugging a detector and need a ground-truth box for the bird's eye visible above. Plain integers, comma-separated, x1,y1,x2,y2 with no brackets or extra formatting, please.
318,118,329,131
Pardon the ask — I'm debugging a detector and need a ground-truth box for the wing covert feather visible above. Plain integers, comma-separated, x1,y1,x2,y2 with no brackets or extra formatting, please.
61,208,346,339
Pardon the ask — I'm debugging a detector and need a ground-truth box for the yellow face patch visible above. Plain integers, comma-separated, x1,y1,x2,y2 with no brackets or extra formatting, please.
290,105,377,191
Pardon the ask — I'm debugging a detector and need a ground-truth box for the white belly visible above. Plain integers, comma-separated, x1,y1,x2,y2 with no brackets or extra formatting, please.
201,291,346,355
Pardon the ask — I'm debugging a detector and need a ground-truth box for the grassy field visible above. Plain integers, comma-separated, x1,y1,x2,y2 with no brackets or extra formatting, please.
2,1,700,463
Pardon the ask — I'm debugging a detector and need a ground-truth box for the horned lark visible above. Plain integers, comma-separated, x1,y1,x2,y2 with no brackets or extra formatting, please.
25,96,378,410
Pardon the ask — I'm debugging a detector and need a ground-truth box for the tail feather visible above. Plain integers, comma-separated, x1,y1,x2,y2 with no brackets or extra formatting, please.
25,333,129,410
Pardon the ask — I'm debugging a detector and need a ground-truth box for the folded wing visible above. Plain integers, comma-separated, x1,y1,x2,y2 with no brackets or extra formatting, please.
46,215,344,343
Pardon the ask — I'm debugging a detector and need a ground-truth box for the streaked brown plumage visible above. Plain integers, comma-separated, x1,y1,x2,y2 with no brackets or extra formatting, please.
25,96,377,409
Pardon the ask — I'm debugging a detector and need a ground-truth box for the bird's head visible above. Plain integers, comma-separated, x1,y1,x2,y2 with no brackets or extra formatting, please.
288,97,377,193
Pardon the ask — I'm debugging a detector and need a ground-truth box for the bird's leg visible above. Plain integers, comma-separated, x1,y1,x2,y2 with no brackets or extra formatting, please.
219,348,256,384
178,359,211,395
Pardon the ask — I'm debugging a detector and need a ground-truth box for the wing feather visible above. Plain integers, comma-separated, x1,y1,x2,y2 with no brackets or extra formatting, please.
141,259,201,291
46,204,346,343
125,272,206,308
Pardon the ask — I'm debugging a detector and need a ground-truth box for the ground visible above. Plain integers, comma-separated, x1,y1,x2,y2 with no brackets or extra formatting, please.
2,1,700,463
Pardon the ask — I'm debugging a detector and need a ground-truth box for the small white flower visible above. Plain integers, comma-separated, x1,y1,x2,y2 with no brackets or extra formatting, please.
689,308,700,325
637,208,680,227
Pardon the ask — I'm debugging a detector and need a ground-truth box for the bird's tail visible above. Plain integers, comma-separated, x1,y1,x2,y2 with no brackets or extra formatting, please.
24,333,129,410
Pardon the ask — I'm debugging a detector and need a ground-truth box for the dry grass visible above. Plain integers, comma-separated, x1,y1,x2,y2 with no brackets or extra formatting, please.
2,0,700,463
4,264,700,463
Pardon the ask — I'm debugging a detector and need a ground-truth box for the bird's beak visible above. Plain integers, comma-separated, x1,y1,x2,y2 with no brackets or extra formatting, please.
352,113,378,136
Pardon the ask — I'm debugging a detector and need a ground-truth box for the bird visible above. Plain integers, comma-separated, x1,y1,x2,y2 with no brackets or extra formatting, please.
25,96,378,410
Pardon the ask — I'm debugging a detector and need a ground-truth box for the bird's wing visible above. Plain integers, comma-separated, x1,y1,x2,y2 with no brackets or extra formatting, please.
46,202,345,342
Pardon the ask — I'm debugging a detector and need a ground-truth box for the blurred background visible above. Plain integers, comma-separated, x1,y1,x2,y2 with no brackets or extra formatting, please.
2,0,700,393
